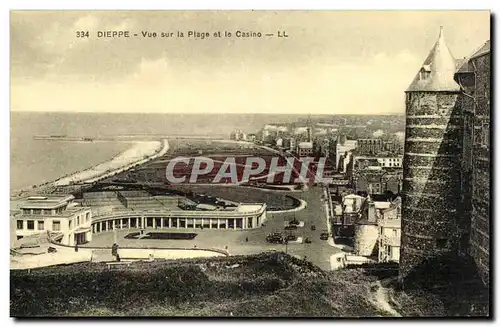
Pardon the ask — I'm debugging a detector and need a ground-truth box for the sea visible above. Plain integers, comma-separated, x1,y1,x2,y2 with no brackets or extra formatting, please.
10,112,317,191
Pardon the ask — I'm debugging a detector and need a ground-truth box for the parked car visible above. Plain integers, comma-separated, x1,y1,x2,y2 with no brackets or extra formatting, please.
286,234,297,241
47,247,57,253
305,237,312,244
266,232,285,244
289,219,300,226
311,225,316,231
320,232,329,240
284,225,297,230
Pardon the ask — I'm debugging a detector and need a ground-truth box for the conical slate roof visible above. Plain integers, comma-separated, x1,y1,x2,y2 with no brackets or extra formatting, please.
406,27,461,92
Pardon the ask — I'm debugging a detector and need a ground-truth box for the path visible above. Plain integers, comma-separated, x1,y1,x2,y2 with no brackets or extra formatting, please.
371,280,401,317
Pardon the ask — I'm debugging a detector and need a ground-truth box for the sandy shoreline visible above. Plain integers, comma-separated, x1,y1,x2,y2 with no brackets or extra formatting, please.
11,140,170,198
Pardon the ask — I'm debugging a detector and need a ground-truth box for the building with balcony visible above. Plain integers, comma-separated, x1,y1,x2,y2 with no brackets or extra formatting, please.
11,195,92,246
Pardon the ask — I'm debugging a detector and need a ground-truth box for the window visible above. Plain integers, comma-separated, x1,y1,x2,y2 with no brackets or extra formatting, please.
43,209,51,215
27,220,34,230
69,220,72,229
16,220,23,230
76,216,80,225
86,212,90,222
419,67,431,80
52,220,61,231
38,220,44,230
33,209,41,215
22,209,30,215
482,122,490,147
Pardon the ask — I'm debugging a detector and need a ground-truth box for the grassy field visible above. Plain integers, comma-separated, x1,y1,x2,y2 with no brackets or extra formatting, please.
11,253,389,317
167,184,300,211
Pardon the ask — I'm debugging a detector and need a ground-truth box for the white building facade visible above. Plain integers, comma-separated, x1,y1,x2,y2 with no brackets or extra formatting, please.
12,195,93,246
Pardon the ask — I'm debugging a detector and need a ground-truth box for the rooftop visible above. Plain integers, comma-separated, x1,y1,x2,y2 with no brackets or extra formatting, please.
298,142,313,149
13,206,90,219
236,203,265,213
456,40,491,74
470,40,491,59
18,194,75,210
407,27,461,92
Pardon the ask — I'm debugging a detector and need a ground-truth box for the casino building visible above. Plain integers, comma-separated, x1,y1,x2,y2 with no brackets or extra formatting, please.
90,203,268,233
11,195,93,246
10,191,269,246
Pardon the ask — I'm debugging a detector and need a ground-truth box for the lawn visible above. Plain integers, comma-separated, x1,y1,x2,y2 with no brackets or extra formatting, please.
167,185,300,211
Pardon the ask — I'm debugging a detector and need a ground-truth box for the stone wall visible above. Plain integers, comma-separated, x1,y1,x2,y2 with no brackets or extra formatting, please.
400,91,463,281
469,53,490,286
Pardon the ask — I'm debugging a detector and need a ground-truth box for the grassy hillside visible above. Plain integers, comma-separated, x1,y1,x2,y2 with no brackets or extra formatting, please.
10,253,387,317
10,252,489,317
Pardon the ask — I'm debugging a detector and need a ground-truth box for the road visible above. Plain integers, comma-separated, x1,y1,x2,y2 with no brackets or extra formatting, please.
86,186,341,270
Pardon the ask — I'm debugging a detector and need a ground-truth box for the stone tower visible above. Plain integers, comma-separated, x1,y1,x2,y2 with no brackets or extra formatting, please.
400,27,464,282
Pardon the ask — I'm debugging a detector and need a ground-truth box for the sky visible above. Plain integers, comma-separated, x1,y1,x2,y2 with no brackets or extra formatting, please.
10,10,490,115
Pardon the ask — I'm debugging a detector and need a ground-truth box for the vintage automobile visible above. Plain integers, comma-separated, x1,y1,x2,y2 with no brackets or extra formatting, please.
266,232,285,244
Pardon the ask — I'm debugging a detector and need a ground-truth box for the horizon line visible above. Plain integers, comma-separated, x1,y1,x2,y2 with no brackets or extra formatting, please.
10,110,405,116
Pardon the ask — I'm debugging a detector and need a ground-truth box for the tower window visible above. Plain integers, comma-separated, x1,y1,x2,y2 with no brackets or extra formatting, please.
420,65,431,80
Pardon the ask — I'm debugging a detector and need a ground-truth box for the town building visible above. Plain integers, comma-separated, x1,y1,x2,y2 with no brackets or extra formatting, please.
352,167,402,195
11,195,93,246
357,139,384,155
247,133,257,142
282,137,296,151
335,140,357,170
378,197,402,263
353,195,402,262
297,141,314,157
332,193,365,238
351,153,403,170
400,27,490,288
229,130,247,141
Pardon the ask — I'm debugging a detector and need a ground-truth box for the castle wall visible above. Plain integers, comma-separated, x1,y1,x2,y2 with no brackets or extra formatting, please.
400,91,463,280
469,53,490,286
